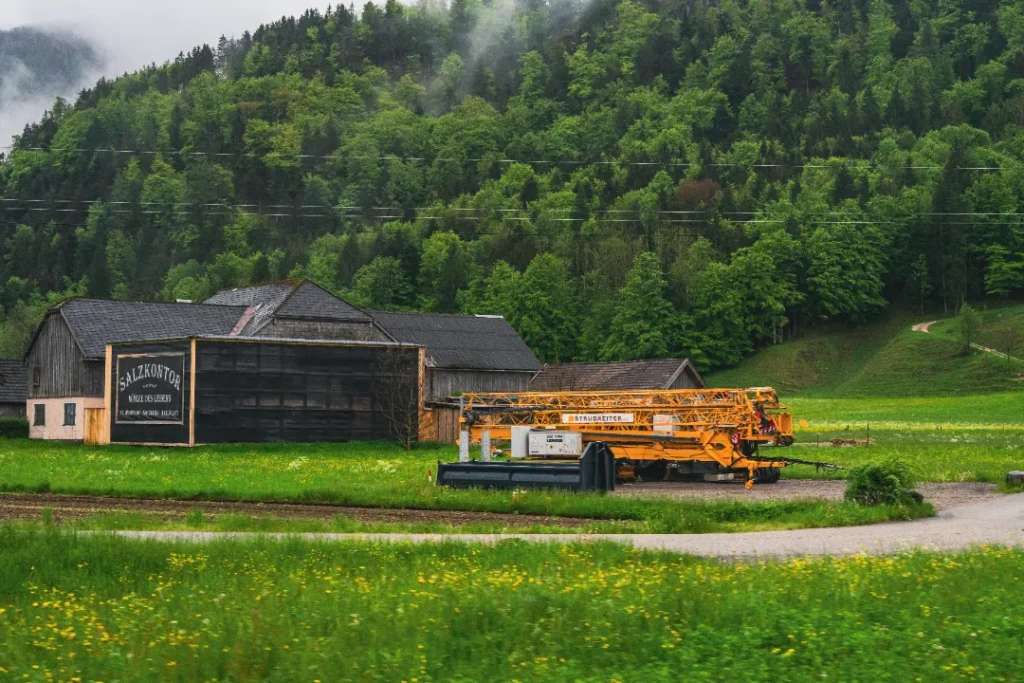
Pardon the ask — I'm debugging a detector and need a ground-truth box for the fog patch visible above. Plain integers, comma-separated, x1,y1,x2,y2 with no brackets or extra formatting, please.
0,28,105,147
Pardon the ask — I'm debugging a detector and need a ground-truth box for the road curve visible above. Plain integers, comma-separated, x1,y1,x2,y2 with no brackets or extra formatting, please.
98,494,1024,559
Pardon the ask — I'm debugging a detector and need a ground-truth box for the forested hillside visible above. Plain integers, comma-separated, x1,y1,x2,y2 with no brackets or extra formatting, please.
1,0,1023,369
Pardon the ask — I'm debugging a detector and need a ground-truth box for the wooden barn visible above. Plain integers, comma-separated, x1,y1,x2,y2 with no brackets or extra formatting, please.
104,336,422,446
203,280,387,341
23,280,539,443
24,299,246,441
370,311,540,401
370,311,541,442
202,281,541,402
528,358,705,392
0,359,27,418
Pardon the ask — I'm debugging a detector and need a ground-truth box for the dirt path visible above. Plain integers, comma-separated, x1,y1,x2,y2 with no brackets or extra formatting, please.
617,481,999,511
969,342,1022,363
913,319,1023,363
0,481,999,526
0,493,594,528
101,494,1024,558
4,481,999,524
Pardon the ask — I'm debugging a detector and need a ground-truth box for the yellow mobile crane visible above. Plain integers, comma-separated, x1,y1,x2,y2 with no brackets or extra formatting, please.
454,388,826,485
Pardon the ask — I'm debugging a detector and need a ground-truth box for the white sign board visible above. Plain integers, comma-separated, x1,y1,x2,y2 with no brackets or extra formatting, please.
653,414,675,434
528,430,584,456
562,413,635,425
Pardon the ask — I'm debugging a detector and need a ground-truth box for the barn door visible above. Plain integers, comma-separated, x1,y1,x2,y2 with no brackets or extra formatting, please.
83,408,107,445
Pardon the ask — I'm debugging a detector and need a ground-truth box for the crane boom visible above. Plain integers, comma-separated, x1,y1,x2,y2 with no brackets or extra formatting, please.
458,387,800,483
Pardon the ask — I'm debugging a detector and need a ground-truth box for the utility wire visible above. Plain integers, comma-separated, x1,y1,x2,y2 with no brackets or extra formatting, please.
2,209,1020,227
0,145,1013,172
3,197,1023,220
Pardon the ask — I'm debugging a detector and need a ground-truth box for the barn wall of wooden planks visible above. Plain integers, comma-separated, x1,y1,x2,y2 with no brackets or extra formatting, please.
25,311,105,399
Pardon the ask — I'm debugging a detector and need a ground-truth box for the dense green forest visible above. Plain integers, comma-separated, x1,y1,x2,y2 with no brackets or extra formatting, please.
1,0,1023,368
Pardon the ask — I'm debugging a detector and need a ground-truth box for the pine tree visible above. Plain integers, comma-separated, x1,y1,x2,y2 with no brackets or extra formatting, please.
860,88,882,132
601,252,676,361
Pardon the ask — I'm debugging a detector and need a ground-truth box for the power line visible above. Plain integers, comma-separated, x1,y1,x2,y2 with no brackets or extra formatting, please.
0,144,1013,172
3,196,1024,219
2,195,1024,232
5,209,1021,233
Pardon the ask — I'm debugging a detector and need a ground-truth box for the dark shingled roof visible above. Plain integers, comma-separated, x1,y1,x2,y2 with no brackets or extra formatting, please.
203,282,294,335
204,280,371,335
58,299,247,359
371,311,540,372
204,282,295,308
528,358,704,391
276,281,371,321
0,358,26,404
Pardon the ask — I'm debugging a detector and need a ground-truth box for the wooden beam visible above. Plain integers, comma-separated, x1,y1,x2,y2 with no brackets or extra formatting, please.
101,344,112,445
417,346,428,442
188,338,197,447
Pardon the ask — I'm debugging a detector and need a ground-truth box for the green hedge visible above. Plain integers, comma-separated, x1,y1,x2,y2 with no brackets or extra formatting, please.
845,460,921,506
0,418,28,439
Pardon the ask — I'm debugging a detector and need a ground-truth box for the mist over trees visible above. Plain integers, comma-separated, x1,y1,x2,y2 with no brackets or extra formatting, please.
0,27,103,146
1,0,1023,367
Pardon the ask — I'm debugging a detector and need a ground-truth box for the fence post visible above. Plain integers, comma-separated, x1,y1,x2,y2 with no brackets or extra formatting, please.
459,430,470,462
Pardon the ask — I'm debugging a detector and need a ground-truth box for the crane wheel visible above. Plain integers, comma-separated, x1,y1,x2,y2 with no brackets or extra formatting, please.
635,461,668,482
756,467,781,484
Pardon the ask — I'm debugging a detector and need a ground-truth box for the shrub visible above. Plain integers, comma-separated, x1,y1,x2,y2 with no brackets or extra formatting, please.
844,460,922,506
958,303,981,354
0,417,28,439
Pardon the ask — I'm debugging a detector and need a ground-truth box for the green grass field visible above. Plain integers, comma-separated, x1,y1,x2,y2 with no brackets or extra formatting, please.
789,392,1024,426
783,393,1024,483
2,333,1021,530
0,530,1021,682
0,438,925,533
1,319,1021,681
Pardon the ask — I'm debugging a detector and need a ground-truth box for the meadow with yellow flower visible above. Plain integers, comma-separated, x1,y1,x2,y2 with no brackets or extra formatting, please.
0,530,1021,681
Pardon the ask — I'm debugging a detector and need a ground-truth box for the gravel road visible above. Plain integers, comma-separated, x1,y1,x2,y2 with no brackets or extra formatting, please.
616,480,1000,511
99,494,1024,559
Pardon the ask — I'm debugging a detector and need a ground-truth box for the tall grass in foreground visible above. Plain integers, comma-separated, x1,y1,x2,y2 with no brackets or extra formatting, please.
0,531,1021,681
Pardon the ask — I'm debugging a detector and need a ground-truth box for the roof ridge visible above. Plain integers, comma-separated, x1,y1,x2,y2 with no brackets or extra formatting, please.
372,309,507,319
548,357,689,365
68,297,248,310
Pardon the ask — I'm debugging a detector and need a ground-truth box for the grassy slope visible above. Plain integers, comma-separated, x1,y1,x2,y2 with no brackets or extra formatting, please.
707,308,1024,481
708,306,1024,397
928,303,1024,354
1,532,1022,681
